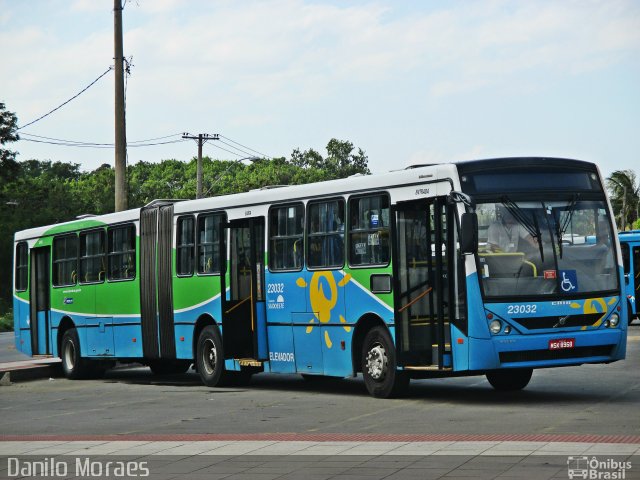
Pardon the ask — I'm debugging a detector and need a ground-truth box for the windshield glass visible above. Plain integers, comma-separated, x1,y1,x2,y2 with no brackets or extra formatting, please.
476,199,618,298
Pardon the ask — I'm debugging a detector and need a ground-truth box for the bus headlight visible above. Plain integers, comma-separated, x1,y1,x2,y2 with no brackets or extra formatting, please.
609,313,619,327
489,320,502,334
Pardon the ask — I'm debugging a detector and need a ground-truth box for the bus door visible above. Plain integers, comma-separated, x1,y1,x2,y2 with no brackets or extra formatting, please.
140,203,176,360
221,217,267,361
29,247,51,355
394,198,453,368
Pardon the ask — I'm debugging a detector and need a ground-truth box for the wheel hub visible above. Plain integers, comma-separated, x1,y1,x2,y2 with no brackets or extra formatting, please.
366,343,388,381
64,340,75,370
202,338,217,375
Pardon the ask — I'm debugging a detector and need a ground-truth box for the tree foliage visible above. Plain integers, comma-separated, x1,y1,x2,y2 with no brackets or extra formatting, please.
606,170,640,231
0,138,369,309
0,102,20,182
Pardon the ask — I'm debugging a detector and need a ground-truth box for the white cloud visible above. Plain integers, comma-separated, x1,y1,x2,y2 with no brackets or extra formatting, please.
2,0,639,171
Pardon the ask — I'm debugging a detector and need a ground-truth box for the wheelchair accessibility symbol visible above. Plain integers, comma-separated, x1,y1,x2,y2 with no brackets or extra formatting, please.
560,270,578,292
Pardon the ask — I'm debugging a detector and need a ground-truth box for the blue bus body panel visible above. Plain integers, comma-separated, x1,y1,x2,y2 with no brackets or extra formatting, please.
620,231,640,316
450,323,469,371
464,267,627,370
13,296,30,356
264,268,394,377
265,326,296,373
256,303,268,360
172,293,223,360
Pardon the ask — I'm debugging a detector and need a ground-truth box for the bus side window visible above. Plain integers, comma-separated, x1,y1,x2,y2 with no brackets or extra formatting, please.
80,230,106,284
197,213,223,275
176,216,195,276
307,199,344,269
108,224,136,281
15,242,29,292
269,204,304,271
621,243,630,275
53,234,78,287
348,194,390,267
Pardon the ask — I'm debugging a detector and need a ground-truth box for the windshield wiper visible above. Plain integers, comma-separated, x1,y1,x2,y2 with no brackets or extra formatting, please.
553,194,580,258
501,196,544,262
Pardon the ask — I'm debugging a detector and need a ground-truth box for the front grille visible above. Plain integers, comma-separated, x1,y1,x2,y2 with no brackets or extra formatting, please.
499,345,614,363
512,313,603,330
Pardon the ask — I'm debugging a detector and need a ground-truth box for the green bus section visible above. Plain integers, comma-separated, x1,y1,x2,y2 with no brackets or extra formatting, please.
12,158,628,398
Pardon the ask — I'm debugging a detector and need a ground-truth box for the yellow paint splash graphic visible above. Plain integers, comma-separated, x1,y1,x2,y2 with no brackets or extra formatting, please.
296,271,352,348
324,330,333,348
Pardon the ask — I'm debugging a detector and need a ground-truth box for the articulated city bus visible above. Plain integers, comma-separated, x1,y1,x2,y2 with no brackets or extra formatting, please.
12,157,628,398
619,230,640,324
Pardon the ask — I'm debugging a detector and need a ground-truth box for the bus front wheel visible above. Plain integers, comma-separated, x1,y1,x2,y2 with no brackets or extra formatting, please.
196,325,231,387
361,326,409,398
486,368,533,391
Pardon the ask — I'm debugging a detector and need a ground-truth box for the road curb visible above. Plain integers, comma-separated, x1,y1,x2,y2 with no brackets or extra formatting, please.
0,361,63,385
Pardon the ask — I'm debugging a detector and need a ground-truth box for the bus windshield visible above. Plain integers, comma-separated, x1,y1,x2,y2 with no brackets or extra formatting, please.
476,198,618,298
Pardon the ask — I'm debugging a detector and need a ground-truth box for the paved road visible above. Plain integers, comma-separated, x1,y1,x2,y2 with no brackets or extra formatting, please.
1,325,638,438
0,332,28,363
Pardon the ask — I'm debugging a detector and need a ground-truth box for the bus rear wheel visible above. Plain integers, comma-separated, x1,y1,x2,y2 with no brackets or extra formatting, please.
196,325,231,387
61,328,92,380
486,368,533,391
361,326,409,398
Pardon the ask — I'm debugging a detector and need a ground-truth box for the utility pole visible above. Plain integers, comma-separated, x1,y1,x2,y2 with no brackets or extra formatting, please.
114,0,128,212
182,133,219,199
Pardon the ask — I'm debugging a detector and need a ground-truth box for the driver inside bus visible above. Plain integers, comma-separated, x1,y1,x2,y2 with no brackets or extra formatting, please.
487,206,536,253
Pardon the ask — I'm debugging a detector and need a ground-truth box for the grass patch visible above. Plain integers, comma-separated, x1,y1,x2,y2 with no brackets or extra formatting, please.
0,307,13,332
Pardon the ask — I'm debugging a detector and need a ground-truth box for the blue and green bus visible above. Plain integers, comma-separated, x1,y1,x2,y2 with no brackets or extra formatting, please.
619,230,640,324
13,157,628,397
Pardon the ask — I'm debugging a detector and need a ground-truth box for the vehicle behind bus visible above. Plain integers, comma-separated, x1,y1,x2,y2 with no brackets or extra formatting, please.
619,230,640,324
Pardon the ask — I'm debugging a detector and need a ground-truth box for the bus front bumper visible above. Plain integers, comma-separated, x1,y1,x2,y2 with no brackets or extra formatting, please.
468,328,626,371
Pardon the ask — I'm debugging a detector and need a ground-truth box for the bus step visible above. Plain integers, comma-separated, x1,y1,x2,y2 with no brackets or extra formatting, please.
404,365,453,372
236,358,262,367
32,354,54,359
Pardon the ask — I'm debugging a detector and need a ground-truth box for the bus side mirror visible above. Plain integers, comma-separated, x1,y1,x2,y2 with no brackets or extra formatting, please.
460,213,478,255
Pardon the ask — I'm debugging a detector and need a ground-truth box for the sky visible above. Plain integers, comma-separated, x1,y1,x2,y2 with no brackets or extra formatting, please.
1,0,639,180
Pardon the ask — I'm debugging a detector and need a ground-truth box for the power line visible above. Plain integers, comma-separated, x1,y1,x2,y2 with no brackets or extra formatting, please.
216,139,262,159
20,132,180,147
205,141,252,158
20,136,188,148
17,67,113,131
219,134,270,159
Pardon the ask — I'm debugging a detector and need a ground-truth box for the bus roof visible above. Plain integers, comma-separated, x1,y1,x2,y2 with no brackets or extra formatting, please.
619,230,640,241
14,157,599,242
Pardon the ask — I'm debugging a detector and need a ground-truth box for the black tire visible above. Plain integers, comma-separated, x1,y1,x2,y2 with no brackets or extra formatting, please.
486,368,533,391
60,328,92,380
148,360,191,375
196,325,231,387
361,326,409,398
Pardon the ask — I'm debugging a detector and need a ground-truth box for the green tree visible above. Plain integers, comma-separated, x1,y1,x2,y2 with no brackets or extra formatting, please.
0,102,20,182
607,170,639,231
289,139,370,180
0,138,371,317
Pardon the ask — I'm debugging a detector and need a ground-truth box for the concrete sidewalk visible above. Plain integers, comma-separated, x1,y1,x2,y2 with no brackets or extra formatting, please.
1,439,638,479
0,357,61,384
